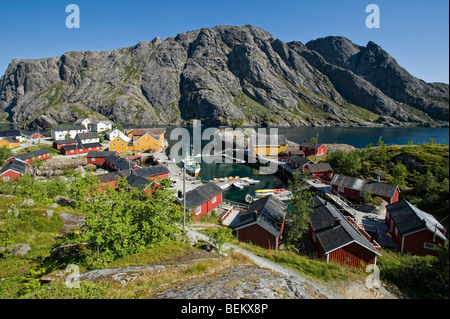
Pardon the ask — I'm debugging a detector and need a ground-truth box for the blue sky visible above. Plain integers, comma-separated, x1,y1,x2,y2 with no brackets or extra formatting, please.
0,0,448,83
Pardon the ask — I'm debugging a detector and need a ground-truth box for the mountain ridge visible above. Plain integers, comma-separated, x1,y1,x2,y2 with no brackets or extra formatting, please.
0,25,448,129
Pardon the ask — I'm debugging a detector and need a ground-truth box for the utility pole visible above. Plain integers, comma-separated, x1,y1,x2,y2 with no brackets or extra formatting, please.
183,167,186,229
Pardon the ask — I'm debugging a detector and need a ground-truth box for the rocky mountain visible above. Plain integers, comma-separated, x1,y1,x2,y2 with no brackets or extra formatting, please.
0,25,448,129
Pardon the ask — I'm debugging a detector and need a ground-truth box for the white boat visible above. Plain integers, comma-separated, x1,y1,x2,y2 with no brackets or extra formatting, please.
233,182,244,190
182,146,201,178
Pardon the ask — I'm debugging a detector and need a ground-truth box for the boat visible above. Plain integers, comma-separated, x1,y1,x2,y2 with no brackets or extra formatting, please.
181,145,201,178
233,182,244,190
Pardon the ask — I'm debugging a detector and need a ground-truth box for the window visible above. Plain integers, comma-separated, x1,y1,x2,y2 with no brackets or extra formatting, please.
212,196,217,204
91,158,96,161
3,176,10,182
424,243,436,250
338,186,344,193
395,227,398,236
196,206,202,215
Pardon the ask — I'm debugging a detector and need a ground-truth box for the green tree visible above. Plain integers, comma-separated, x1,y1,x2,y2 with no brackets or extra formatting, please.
391,163,408,189
326,150,362,176
78,177,183,267
286,170,313,247
209,227,233,253
0,146,13,166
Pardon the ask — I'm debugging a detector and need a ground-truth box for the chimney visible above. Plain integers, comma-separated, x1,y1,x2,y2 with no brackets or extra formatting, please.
334,217,340,227
376,175,381,182
178,190,183,199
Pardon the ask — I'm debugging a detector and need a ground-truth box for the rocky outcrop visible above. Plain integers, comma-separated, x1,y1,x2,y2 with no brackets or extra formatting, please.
0,25,448,129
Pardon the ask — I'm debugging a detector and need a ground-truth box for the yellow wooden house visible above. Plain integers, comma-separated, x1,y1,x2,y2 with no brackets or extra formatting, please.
108,133,131,154
0,137,20,149
125,128,166,153
253,134,288,156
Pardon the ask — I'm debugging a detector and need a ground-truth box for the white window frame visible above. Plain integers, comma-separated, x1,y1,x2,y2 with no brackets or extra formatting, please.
338,186,344,193
195,206,202,215
212,196,217,204
424,243,436,250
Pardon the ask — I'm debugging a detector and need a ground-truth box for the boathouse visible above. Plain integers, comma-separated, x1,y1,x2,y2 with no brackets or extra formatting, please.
176,182,223,220
330,174,399,204
299,142,327,157
305,162,333,180
307,196,381,267
287,155,312,172
385,200,448,256
235,195,287,250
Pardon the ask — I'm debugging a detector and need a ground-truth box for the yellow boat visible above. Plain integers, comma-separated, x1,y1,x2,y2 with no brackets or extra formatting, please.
255,189,275,193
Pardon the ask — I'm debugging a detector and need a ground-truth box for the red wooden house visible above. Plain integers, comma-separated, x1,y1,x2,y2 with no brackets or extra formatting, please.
53,139,78,150
131,165,169,181
330,174,399,204
7,149,52,164
305,162,333,180
307,196,381,267
60,142,102,155
235,195,287,250
385,200,448,256
299,142,327,157
86,151,120,165
287,155,312,172
176,182,223,220
104,154,139,171
1,159,27,182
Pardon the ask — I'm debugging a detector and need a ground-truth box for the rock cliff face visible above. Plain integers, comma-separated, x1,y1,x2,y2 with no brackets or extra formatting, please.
0,25,448,129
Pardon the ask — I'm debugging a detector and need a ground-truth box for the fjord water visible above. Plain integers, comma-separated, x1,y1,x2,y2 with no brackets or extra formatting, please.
165,126,449,204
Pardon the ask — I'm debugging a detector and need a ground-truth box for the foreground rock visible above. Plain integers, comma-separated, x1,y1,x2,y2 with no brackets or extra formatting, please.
152,265,328,299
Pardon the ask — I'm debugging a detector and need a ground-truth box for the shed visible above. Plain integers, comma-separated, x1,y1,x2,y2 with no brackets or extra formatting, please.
287,155,312,171
7,149,52,164
305,162,333,180
235,195,287,250
176,182,223,220
299,142,327,157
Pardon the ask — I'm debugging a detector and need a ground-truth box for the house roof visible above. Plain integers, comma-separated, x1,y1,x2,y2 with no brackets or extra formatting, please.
105,155,135,171
76,132,99,139
131,128,165,137
309,196,381,255
178,182,222,209
0,130,22,138
86,151,118,158
0,159,27,175
289,155,312,166
52,125,86,132
53,139,77,145
305,162,333,173
299,142,325,149
113,133,131,143
97,170,131,183
13,149,51,160
0,137,19,144
125,174,152,190
330,174,398,199
132,165,169,178
236,195,287,237
386,200,447,241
